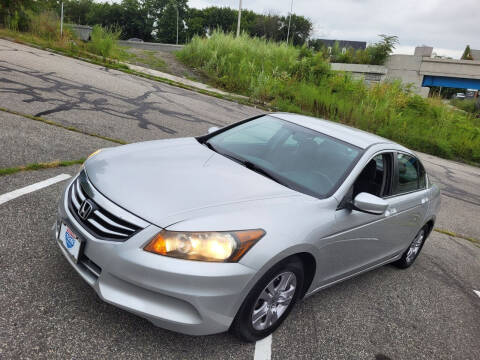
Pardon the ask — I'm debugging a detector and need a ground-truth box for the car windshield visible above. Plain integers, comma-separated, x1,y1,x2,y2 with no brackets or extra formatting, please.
205,116,362,198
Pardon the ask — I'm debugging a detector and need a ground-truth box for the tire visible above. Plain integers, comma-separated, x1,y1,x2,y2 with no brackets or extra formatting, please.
393,225,429,269
230,256,304,342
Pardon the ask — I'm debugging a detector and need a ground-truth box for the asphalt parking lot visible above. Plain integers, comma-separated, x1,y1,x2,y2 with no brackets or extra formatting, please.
1,39,479,359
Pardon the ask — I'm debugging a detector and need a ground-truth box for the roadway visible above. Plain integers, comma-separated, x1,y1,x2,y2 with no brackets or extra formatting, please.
0,38,479,359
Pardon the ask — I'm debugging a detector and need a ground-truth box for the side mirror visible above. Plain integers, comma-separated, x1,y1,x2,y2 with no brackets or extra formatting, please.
207,126,220,134
353,192,388,215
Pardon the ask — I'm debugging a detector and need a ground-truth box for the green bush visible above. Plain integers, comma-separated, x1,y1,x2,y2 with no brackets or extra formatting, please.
178,32,480,164
451,98,479,114
310,35,399,65
88,25,122,59
27,10,60,41
5,10,20,31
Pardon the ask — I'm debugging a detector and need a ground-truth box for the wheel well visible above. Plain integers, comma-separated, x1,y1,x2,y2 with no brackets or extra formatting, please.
425,219,435,236
291,252,316,298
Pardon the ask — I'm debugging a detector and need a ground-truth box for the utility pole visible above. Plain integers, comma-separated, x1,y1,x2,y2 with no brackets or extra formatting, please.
286,0,293,44
60,2,64,37
236,0,242,37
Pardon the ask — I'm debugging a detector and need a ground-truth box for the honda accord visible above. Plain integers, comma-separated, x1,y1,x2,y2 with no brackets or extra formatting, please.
54,113,440,341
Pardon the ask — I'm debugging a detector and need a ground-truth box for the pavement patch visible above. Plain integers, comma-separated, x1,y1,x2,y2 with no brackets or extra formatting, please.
0,39,263,144
0,107,127,145
0,110,119,169
270,232,480,359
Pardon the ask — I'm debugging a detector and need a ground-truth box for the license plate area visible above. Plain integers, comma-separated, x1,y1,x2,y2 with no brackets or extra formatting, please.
59,223,83,263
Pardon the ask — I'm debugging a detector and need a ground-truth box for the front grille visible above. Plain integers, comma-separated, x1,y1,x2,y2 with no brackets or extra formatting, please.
68,175,142,241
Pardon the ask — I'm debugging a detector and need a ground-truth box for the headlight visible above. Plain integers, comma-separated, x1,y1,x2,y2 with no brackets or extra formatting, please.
144,229,265,262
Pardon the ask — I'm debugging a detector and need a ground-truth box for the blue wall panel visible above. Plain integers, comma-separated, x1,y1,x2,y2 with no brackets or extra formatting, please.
422,75,480,89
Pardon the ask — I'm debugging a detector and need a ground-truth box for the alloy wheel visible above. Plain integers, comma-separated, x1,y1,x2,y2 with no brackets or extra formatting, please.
406,229,425,263
251,271,297,331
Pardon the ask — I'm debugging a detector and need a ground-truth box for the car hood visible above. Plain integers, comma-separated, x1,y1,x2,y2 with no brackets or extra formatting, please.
85,138,299,228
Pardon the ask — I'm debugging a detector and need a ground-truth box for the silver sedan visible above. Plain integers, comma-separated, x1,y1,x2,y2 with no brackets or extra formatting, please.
54,113,440,342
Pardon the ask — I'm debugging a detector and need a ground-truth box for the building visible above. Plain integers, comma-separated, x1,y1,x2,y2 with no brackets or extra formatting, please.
414,46,433,57
471,49,480,61
314,39,366,54
330,46,480,97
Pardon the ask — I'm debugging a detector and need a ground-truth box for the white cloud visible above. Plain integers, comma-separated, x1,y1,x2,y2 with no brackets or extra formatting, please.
189,0,479,59
104,0,479,58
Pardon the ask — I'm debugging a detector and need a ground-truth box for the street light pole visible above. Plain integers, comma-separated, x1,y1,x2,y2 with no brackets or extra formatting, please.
236,0,242,37
60,2,64,37
286,0,293,44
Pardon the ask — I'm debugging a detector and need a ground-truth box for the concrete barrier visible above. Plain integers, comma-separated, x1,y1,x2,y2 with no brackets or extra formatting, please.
330,63,388,84
67,24,92,41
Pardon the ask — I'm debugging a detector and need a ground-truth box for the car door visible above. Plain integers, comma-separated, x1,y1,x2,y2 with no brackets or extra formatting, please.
316,152,397,284
318,151,429,285
383,152,429,253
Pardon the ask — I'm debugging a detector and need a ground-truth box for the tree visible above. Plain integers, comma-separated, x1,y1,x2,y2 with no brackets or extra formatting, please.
202,6,237,34
63,0,95,25
249,12,282,41
309,34,398,65
148,0,188,43
119,0,154,41
1,0,51,30
461,45,473,60
367,34,399,65
185,7,206,39
279,14,312,46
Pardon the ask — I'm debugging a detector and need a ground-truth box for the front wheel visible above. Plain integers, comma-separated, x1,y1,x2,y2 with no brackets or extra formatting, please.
393,226,428,269
230,257,304,342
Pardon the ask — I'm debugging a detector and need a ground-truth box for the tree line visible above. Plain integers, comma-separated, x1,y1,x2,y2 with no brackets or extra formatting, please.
1,0,313,45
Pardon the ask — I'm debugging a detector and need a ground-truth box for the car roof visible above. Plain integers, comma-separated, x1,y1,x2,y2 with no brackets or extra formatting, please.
270,112,399,150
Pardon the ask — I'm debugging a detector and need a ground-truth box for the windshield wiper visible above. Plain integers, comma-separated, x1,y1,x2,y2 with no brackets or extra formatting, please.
205,142,290,188
242,160,290,188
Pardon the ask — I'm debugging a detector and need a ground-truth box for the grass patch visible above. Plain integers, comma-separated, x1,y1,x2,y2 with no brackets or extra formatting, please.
450,98,480,115
0,107,127,145
0,11,129,62
0,159,85,177
177,32,480,165
435,228,480,248
88,25,127,60
127,49,167,71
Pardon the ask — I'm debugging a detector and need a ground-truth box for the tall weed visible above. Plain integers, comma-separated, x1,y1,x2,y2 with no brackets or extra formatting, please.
178,32,480,164
88,25,122,59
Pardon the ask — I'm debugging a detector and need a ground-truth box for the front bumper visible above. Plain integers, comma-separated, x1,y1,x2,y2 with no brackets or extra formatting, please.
54,178,257,335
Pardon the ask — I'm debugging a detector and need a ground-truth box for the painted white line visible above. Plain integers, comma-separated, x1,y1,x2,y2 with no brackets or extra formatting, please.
0,174,71,205
474,290,480,298
254,334,272,360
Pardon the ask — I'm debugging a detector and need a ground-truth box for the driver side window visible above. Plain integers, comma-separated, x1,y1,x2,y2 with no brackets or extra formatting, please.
393,154,426,194
352,153,393,198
